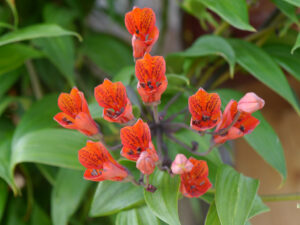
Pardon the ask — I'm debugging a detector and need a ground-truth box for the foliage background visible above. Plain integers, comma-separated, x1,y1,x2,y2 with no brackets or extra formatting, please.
0,0,300,224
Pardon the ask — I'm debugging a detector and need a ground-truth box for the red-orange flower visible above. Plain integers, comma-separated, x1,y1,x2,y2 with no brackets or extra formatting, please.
94,79,134,124
120,119,158,162
54,87,99,137
125,7,156,40
189,88,222,131
131,26,159,59
213,100,260,144
180,158,212,198
78,141,128,182
135,53,167,104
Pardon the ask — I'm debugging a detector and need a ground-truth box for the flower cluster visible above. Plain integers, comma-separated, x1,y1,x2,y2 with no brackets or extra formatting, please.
53,7,265,198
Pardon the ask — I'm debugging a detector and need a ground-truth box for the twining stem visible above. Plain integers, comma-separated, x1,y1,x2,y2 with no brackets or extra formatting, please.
261,193,300,202
25,60,43,100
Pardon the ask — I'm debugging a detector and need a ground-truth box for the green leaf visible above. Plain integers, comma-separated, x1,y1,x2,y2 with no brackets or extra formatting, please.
229,39,300,116
0,44,42,76
51,168,90,225
33,37,76,86
248,195,269,219
116,206,160,225
205,201,221,225
0,24,81,47
291,32,300,53
171,35,236,76
82,33,133,75
11,129,87,171
166,74,190,93
144,170,181,225
217,89,287,180
198,0,255,31
0,97,30,117
31,203,51,225
263,44,300,82
0,180,8,222
90,181,144,217
112,66,135,85
0,70,20,98
271,0,299,24
282,0,300,7
215,165,259,225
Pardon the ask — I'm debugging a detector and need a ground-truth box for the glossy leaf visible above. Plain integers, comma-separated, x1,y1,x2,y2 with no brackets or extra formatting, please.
166,74,190,93
144,170,181,225
271,0,298,24
33,37,76,86
0,180,8,222
229,39,300,116
217,89,287,180
205,201,221,225
51,168,90,225
0,24,81,47
11,129,87,171
291,32,300,53
198,0,255,31
83,33,133,75
283,0,300,7
90,181,144,217
171,35,235,76
215,165,259,225
116,206,160,225
0,44,42,76
0,70,20,98
263,44,300,82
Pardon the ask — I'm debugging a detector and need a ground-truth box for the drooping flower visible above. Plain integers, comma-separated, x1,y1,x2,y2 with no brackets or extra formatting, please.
180,158,212,198
135,53,167,104
54,87,99,137
136,149,159,175
78,141,128,182
171,154,194,175
237,92,265,114
131,26,159,59
213,100,260,144
189,88,222,131
94,79,134,124
120,119,158,161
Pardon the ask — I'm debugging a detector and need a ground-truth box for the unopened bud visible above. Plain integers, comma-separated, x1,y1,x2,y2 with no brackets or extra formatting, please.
237,92,265,113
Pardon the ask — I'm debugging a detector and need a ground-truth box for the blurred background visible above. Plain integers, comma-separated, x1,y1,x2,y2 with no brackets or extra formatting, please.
0,0,300,224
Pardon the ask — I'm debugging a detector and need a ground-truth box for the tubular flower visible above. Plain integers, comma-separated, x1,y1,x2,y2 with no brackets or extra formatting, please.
94,79,134,124
213,100,260,144
189,88,222,131
180,158,212,198
237,92,265,114
78,141,128,182
132,26,159,59
120,119,158,162
135,53,167,104
171,154,194,175
54,87,99,137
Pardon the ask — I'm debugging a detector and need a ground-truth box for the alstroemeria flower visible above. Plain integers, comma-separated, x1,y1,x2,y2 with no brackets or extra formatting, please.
171,154,194,175
135,53,167,104
237,92,265,114
94,79,134,124
189,88,222,131
213,100,260,144
136,149,159,175
132,26,159,59
180,158,212,198
120,119,158,162
54,87,99,137
78,141,128,182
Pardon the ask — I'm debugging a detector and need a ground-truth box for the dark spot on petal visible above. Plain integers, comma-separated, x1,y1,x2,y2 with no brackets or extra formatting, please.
136,29,139,34
202,115,210,121
62,117,72,125
190,185,196,189
91,169,98,176
199,181,205,186
240,125,245,132
128,150,134,155
156,82,161,88
140,82,146,88
137,147,142,153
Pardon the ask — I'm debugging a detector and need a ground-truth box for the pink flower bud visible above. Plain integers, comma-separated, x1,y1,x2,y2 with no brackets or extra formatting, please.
171,154,193,175
136,151,156,175
237,92,265,114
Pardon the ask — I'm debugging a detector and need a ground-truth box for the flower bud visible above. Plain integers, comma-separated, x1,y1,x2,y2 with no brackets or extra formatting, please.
136,151,156,175
237,92,265,113
171,154,193,175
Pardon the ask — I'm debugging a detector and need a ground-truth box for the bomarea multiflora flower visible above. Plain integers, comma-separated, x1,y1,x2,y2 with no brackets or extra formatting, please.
53,6,264,198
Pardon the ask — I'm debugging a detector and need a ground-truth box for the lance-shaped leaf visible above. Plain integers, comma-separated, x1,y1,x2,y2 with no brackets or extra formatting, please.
283,0,300,7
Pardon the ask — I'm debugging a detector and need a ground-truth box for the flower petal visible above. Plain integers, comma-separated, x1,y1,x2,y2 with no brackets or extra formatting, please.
53,112,76,129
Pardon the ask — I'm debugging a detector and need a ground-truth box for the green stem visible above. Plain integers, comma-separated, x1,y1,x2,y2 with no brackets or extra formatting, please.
25,60,43,100
152,105,159,124
157,0,169,53
214,21,229,35
261,193,300,202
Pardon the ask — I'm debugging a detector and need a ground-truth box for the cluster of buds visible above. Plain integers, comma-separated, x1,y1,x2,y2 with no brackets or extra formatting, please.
53,7,265,198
